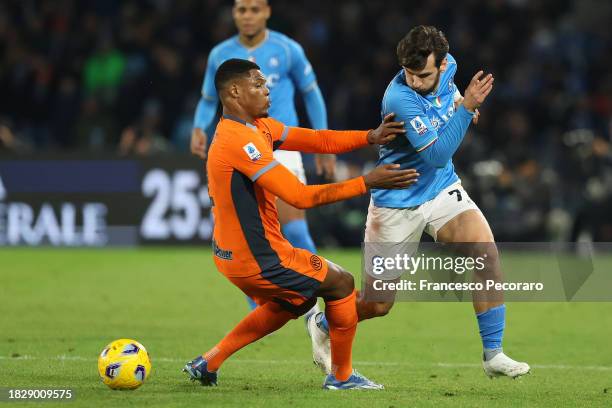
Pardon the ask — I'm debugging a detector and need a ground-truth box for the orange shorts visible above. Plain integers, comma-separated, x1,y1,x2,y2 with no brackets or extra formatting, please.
227,248,328,314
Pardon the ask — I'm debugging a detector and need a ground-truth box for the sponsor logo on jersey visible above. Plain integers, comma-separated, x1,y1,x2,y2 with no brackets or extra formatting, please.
243,142,262,161
213,240,233,260
410,116,428,136
430,116,441,130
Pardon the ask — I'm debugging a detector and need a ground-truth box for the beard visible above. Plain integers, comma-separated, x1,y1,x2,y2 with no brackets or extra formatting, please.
416,70,442,96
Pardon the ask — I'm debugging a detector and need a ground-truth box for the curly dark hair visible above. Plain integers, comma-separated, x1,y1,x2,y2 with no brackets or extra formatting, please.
214,58,261,93
396,25,449,70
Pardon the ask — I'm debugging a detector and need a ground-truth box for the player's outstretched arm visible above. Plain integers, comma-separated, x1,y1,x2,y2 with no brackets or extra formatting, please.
256,162,418,209
275,113,405,154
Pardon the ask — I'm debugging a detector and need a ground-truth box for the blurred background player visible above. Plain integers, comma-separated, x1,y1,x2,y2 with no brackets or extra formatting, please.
310,26,530,379
190,0,332,312
184,58,418,389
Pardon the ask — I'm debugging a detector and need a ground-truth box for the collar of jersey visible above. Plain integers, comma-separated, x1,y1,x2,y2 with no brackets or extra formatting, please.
223,114,258,131
234,29,270,52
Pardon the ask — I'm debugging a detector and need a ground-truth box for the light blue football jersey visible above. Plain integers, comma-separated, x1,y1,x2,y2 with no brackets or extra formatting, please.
372,53,463,208
201,30,317,127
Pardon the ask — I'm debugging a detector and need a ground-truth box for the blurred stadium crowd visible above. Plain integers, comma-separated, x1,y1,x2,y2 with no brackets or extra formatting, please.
1,0,611,242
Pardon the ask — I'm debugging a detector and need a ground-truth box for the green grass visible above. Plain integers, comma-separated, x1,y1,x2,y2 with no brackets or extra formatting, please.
1,248,612,407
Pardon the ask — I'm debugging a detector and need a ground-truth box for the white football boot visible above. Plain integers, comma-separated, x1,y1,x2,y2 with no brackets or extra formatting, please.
306,312,332,374
483,352,530,378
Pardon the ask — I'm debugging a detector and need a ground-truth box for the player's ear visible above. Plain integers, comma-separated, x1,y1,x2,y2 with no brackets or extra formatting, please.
439,57,448,73
229,83,240,99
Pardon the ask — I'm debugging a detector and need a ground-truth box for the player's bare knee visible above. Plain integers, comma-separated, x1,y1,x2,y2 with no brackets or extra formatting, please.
474,242,502,280
316,262,355,300
337,270,355,298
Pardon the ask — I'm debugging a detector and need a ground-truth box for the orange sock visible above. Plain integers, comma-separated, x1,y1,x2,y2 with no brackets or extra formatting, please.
325,290,357,381
204,301,294,372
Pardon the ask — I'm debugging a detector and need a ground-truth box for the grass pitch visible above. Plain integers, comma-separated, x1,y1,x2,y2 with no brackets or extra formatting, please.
1,248,612,407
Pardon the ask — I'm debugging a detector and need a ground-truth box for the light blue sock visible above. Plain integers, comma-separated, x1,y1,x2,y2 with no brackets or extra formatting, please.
282,219,317,253
476,304,506,360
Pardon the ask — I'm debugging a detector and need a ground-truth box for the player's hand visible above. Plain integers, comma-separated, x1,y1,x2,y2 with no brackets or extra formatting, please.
455,97,480,124
315,154,336,180
363,164,419,190
367,113,406,145
190,127,208,160
462,71,494,112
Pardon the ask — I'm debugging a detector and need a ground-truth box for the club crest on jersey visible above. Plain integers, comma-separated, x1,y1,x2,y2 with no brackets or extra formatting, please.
269,57,279,67
410,116,428,136
243,142,262,161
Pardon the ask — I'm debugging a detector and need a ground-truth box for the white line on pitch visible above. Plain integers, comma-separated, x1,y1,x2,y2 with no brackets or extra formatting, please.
1,355,611,371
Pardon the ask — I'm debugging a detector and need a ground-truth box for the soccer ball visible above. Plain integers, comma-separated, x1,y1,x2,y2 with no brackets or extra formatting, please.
97,339,152,390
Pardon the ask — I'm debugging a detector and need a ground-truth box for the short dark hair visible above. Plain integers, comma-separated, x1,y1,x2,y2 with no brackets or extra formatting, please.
214,58,261,93
396,25,449,70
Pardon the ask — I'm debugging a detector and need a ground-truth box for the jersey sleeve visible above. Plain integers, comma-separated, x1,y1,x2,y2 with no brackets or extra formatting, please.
288,40,317,92
225,130,279,182
202,48,220,101
387,91,439,152
259,117,368,153
258,117,286,142
276,127,368,153
256,165,366,209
